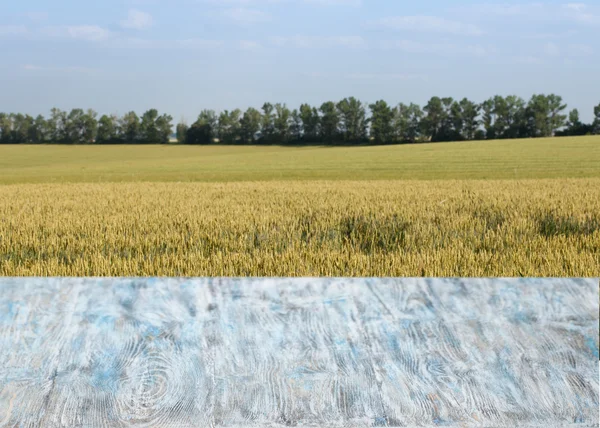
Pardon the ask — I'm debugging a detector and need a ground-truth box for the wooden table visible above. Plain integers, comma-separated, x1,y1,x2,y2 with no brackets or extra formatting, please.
0,278,598,427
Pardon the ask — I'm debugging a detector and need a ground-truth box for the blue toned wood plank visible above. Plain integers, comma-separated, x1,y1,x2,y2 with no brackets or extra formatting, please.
0,278,598,427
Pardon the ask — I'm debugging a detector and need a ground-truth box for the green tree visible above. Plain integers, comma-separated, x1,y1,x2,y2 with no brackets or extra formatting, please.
218,109,242,144
422,97,453,142
140,109,160,143
186,123,211,145
65,109,96,144
11,114,33,143
393,103,409,143
274,103,291,144
394,103,424,143
29,115,47,143
119,111,140,143
0,113,12,144
97,115,119,144
519,105,537,138
568,108,581,128
289,109,303,143
201,109,218,137
490,96,508,138
487,95,521,139
594,103,600,134
187,110,217,145
240,107,262,144
261,103,275,143
299,104,320,142
46,108,67,142
440,97,455,141
0,92,583,145
139,109,171,144
449,101,464,140
566,109,582,135
557,108,592,136
460,98,481,140
319,101,340,143
547,94,567,136
527,95,550,137
474,129,487,140
337,97,368,143
155,113,173,144
83,109,98,143
406,103,424,143
503,96,527,139
481,99,496,139
526,94,566,137
176,121,188,144
369,100,394,144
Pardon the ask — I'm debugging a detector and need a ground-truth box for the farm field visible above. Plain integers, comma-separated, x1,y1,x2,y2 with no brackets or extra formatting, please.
0,136,598,277
1,136,599,183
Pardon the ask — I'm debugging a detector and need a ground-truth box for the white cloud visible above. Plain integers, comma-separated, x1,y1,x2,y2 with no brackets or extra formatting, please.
25,12,49,22
512,55,544,64
22,64,97,73
176,38,225,48
301,71,426,80
460,3,545,17
367,16,483,36
564,3,600,24
271,35,366,48
222,7,272,23
457,2,599,25
345,72,426,81
202,0,283,4
202,0,358,4
114,37,161,48
380,40,487,56
303,0,361,5
70,25,111,41
0,25,28,36
565,3,586,12
568,43,593,55
523,30,580,40
2,24,113,42
121,9,154,30
544,42,560,56
239,40,262,50
109,37,224,49
41,25,111,41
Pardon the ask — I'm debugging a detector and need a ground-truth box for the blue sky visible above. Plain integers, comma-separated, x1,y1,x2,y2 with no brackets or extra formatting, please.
1,0,598,122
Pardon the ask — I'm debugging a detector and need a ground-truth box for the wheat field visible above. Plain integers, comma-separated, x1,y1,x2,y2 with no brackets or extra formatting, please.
1,179,598,276
1,136,598,184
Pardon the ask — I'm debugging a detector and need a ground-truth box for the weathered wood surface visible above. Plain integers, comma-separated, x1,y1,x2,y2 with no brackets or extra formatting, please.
0,278,598,427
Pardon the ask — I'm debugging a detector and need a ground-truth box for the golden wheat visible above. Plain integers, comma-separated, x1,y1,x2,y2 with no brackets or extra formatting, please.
1,179,598,277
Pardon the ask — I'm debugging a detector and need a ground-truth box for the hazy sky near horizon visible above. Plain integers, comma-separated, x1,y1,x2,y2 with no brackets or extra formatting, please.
1,0,598,122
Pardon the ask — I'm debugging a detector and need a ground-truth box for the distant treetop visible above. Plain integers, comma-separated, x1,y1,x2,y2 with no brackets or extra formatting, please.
1,96,598,145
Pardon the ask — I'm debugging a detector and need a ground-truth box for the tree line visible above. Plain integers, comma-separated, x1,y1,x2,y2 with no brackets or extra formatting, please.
1,95,599,145
0,108,173,145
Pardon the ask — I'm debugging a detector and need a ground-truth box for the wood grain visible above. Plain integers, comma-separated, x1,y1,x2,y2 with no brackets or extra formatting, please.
0,278,598,427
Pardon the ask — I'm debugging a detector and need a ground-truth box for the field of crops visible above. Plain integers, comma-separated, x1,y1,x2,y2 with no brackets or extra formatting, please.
1,179,598,276
1,136,598,277
1,136,598,183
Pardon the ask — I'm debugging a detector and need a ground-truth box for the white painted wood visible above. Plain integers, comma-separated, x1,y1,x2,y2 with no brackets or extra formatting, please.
0,278,598,427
